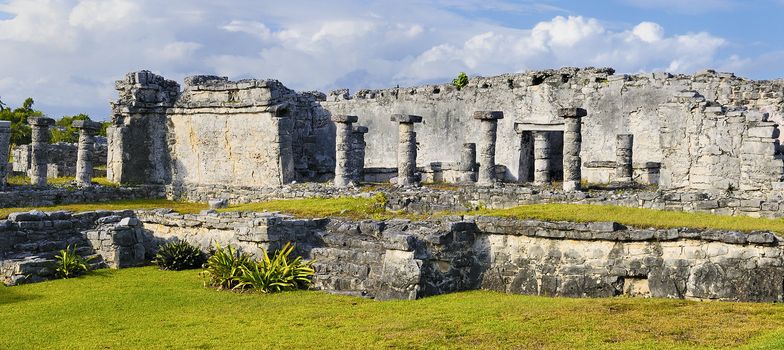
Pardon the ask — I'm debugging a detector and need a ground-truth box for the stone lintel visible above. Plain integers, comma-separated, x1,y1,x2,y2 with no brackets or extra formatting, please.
558,107,587,118
72,120,102,130
514,122,564,133
0,121,10,129
352,126,369,133
28,117,55,127
473,111,504,120
391,114,423,123
331,115,359,123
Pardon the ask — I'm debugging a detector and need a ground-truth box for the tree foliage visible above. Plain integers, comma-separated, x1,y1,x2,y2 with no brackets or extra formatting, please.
50,114,90,144
0,97,41,145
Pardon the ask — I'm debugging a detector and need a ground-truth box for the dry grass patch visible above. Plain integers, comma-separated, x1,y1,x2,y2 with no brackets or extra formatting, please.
0,199,206,219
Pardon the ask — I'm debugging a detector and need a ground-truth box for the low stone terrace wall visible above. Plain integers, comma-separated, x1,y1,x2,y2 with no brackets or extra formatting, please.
0,209,146,285
0,185,165,209
6,208,778,302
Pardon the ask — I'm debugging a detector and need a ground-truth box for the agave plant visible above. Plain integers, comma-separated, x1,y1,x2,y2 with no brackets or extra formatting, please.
54,245,95,279
233,242,315,293
202,242,253,290
154,240,206,271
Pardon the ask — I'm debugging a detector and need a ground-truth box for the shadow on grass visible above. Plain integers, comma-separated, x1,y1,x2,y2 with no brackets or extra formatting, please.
0,286,41,306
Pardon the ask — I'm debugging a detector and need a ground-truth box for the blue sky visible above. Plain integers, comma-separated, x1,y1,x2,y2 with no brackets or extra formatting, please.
0,0,782,120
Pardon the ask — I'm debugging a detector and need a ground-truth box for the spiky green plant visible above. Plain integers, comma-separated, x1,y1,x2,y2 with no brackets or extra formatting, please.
154,240,206,271
452,72,468,90
54,245,94,279
233,242,315,293
202,243,253,290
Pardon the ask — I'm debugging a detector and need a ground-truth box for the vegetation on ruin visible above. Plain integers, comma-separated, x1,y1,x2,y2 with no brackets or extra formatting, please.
53,244,95,279
220,195,392,220
3,266,784,349
475,203,784,233
452,71,469,90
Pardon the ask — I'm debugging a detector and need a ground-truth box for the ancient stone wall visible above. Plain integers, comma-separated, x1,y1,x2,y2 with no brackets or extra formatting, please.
108,71,337,195
0,209,143,285
12,141,108,177
322,68,784,194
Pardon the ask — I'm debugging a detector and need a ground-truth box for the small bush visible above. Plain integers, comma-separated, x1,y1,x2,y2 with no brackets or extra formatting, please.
452,72,468,90
154,241,206,271
233,242,315,293
54,245,94,279
203,243,254,290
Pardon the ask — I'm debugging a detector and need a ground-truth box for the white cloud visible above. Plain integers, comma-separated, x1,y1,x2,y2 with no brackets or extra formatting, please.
0,1,773,121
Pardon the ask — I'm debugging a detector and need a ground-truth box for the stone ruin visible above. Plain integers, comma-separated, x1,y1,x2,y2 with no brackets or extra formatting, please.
2,67,784,302
11,138,107,178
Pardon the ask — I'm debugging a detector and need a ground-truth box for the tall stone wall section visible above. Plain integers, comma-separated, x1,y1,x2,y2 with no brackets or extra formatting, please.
108,71,336,200
321,68,784,194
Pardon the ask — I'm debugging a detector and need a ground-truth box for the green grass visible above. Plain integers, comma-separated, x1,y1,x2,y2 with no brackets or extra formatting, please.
476,203,784,233
2,267,784,349
0,199,207,219
222,195,392,220
7,175,118,187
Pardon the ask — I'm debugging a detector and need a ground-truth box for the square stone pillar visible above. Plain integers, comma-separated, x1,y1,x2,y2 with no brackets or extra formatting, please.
616,134,634,183
29,117,54,187
391,114,423,187
458,143,476,183
331,115,358,188
0,121,10,190
559,108,586,191
350,125,369,183
533,131,552,185
514,124,534,183
473,111,504,186
73,120,102,187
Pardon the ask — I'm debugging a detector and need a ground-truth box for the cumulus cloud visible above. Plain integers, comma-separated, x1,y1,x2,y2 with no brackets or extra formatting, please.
0,0,771,120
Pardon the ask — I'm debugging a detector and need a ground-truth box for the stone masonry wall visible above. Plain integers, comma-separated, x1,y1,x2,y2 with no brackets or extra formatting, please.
322,68,784,193
0,185,164,209
12,141,108,177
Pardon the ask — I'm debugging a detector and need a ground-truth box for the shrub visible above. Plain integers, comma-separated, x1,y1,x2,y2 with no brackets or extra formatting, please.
54,245,94,279
203,243,254,290
154,240,206,271
452,72,468,90
233,242,315,293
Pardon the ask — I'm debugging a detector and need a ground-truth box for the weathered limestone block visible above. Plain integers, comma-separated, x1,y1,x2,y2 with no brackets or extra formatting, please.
0,121,10,190
474,111,504,186
559,108,586,191
376,249,422,301
73,120,102,187
616,134,634,183
533,131,552,185
29,117,55,187
391,114,423,187
331,115,358,188
350,126,368,183
458,143,476,183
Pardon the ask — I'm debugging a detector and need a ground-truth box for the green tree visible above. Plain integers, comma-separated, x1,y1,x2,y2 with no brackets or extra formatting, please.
0,97,42,146
50,114,90,143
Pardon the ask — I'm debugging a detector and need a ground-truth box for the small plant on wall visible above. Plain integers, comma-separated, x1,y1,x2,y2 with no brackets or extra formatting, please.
54,245,95,279
452,72,468,90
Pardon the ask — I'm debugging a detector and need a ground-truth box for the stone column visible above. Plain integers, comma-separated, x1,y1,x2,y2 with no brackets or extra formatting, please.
533,131,552,185
616,134,634,183
331,115,358,188
73,120,102,187
350,125,369,183
458,143,476,183
559,108,586,191
0,121,10,190
391,114,423,186
29,117,54,187
473,111,504,186
514,124,534,183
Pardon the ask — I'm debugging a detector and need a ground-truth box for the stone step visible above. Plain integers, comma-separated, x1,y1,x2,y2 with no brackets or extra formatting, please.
319,234,384,250
313,274,373,294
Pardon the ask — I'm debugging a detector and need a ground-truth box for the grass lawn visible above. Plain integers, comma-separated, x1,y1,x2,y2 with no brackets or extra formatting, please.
476,204,784,233
6,175,118,187
2,267,784,349
0,199,207,219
